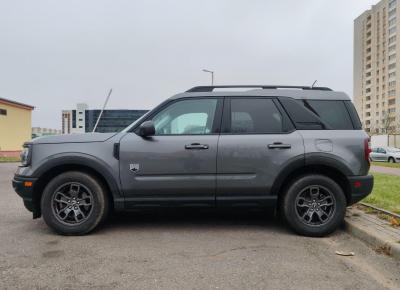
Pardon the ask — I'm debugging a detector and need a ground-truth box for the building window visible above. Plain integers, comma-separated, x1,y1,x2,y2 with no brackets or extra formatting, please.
389,99,396,105
72,110,76,128
389,53,396,61
389,63,396,70
389,17,396,26
0,108,6,116
389,8,397,18
389,80,396,87
389,71,396,78
389,107,396,113
389,0,397,9
389,89,396,96
389,26,397,35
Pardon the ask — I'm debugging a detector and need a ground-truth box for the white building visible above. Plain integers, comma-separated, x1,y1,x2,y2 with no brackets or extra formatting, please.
62,103,88,134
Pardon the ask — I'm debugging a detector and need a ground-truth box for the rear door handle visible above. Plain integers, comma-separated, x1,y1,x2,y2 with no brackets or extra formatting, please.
268,142,291,149
185,143,209,150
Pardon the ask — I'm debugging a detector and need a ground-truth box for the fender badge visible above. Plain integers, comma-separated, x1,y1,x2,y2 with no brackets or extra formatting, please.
129,163,140,173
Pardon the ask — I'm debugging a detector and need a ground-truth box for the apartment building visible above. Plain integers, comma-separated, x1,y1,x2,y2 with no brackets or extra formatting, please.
354,0,399,134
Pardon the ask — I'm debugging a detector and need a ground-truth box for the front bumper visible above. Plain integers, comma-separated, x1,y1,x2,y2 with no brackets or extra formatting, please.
347,175,374,205
12,175,39,216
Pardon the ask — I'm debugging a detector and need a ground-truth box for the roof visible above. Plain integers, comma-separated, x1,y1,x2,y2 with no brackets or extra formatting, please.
170,86,350,101
0,97,34,110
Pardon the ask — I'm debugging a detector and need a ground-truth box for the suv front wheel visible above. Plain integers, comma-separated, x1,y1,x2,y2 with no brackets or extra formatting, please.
281,175,346,237
41,171,109,235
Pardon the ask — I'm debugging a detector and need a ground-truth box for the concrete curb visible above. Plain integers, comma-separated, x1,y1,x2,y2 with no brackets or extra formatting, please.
345,219,400,260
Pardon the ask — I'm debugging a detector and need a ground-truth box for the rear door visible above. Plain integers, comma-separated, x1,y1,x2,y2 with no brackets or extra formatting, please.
216,97,304,207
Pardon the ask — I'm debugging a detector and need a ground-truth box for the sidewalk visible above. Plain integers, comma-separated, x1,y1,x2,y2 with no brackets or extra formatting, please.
345,207,400,259
370,165,400,176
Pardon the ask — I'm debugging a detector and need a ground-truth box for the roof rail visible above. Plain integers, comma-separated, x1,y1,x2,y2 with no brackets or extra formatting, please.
186,85,332,92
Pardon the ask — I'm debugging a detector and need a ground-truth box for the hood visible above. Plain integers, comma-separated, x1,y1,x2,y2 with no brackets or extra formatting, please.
31,132,117,144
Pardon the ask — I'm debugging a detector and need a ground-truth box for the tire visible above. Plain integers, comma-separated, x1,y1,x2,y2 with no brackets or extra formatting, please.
388,157,396,163
41,171,109,235
281,174,346,237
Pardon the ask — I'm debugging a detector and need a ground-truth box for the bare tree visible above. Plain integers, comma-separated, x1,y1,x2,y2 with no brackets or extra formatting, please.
380,110,397,135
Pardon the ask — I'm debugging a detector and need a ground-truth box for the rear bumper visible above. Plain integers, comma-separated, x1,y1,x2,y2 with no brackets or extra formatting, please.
12,175,39,216
347,175,374,205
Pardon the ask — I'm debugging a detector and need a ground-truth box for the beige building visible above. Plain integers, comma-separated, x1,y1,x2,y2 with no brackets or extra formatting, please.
354,0,399,134
32,127,61,138
0,97,34,157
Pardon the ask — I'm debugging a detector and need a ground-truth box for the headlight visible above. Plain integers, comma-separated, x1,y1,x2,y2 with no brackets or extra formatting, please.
20,144,32,166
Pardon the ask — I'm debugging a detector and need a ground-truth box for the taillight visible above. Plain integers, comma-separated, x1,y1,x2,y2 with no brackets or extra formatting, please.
364,137,371,161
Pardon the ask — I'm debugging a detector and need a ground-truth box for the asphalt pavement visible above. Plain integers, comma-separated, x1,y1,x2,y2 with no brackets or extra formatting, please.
1,163,400,289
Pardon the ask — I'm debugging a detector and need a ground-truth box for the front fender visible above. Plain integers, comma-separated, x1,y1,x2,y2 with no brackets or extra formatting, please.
31,153,123,206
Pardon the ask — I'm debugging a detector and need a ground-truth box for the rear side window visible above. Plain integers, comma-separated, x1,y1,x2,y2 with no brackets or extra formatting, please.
302,100,354,130
229,98,283,133
344,101,362,129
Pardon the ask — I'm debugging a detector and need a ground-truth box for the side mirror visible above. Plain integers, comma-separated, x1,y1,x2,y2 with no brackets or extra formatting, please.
138,121,155,137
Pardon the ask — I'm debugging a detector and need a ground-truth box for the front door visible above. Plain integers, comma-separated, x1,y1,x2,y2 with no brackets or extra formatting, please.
216,97,304,207
119,98,222,207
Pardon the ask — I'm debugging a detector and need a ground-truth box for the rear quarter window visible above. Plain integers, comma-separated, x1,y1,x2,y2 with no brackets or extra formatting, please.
301,100,355,130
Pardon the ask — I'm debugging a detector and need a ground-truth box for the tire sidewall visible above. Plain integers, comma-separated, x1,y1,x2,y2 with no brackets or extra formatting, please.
282,175,346,237
41,171,107,235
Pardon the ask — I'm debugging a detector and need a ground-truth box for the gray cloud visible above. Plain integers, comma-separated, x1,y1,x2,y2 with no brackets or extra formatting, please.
0,0,378,128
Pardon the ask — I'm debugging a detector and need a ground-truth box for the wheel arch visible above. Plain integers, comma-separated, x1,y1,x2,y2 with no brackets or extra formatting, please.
272,158,353,207
31,154,123,217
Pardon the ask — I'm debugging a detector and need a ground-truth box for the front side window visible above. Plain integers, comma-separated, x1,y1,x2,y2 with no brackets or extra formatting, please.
152,99,218,135
229,98,283,133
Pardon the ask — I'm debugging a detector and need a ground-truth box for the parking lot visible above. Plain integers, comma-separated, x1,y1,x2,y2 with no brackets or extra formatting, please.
1,163,400,289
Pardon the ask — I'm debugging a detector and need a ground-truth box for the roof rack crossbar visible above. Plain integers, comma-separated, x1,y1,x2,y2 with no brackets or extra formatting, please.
186,85,332,92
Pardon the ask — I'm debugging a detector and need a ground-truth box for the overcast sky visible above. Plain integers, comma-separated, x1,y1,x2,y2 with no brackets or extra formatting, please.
0,0,379,129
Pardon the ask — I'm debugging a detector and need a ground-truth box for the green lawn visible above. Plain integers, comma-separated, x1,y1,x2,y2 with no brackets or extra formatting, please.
364,172,400,214
0,157,20,163
371,161,400,169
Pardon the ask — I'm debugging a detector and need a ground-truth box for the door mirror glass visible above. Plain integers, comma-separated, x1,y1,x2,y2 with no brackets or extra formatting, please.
138,121,155,137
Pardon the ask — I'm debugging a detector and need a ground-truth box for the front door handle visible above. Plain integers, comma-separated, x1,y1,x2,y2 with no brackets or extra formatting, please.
268,142,291,149
185,143,209,150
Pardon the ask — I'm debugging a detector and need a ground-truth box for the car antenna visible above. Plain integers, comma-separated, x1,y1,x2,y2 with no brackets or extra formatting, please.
92,88,113,133
311,80,317,88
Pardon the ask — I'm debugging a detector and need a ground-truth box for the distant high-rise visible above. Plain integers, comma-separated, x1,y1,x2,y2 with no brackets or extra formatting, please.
354,0,399,134
62,103,148,134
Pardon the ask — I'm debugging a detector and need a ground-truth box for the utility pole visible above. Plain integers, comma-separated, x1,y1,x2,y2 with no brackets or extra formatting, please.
93,88,113,133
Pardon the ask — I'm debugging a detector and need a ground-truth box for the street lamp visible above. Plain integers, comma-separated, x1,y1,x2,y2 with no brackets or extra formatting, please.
202,69,214,86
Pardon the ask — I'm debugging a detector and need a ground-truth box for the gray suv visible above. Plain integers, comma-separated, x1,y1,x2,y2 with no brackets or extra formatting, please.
12,85,373,236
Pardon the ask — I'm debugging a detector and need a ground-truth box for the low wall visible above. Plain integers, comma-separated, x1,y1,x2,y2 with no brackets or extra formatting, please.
0,151,21,158
371,134,400,148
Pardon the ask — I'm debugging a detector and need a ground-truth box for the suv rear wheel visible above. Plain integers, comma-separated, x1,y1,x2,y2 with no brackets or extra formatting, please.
41,171,109,235
281,175,346,237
